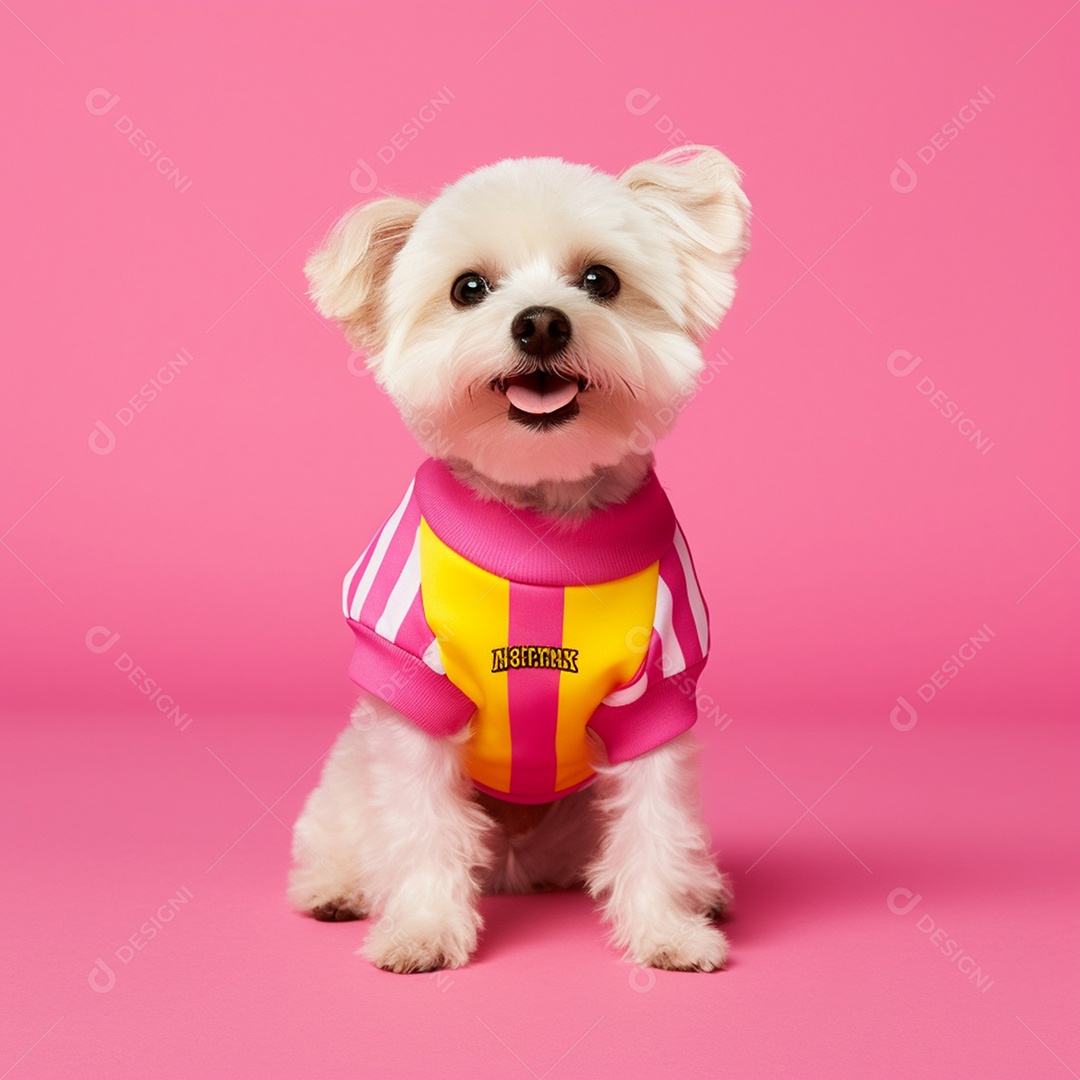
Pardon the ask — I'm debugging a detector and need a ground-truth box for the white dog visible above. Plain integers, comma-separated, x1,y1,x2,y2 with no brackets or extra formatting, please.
288,146,750,973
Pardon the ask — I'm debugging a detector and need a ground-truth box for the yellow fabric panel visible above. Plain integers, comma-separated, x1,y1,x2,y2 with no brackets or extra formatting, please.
420,518,659,798
556,564,659,790
418,519,511,793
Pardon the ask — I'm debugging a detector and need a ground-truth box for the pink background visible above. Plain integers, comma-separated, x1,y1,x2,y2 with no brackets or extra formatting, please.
2,1,1077,1078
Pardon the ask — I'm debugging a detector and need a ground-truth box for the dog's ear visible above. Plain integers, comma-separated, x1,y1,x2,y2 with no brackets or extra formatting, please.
621,145,750,338
304,197,425,351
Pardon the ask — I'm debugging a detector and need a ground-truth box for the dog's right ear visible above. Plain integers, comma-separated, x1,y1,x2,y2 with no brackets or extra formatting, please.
304,197,425,351
621,146,749,340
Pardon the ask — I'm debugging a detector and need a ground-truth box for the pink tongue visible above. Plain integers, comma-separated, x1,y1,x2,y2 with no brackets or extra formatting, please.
504,375,579,415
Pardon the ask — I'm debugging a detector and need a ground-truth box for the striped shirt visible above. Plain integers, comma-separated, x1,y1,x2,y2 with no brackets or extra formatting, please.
343,459,709,804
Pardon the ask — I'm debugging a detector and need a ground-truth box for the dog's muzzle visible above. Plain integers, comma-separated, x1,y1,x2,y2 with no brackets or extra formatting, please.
496,307,584,429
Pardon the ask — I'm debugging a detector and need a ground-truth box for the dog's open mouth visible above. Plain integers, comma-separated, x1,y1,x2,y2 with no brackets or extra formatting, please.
495,372,585,430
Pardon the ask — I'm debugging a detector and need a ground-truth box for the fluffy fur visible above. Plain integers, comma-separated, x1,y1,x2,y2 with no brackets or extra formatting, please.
290,146,749,971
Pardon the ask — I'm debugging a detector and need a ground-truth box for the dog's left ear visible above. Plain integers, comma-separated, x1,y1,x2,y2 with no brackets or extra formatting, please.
621,145,750,338
304,196,426,352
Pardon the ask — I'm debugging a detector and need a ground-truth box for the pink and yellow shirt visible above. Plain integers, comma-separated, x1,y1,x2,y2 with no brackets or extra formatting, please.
343,459,709,804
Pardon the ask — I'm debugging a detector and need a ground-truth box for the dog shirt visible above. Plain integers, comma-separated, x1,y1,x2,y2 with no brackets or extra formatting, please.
343,459,710,804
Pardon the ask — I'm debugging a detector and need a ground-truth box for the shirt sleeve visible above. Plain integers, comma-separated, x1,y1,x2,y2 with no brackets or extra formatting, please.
587,523,711,763
342,479,475,736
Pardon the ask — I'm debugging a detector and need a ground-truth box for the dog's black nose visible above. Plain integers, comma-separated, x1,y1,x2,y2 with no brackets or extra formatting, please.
511,307,572,359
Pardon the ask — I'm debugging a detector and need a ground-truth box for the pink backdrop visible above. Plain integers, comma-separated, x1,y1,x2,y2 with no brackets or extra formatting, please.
2,2,1077,1078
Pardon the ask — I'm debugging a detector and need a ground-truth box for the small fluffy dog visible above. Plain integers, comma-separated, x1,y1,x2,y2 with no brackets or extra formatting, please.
288,146,750,973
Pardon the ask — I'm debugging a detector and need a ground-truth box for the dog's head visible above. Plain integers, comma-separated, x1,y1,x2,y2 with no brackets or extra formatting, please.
305,147,749,488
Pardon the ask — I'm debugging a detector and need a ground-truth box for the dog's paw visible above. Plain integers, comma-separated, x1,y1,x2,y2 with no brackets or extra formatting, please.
361,916,478,973
287,871,368,922
707,872,734,920
626,916,730,972
308,899,366,922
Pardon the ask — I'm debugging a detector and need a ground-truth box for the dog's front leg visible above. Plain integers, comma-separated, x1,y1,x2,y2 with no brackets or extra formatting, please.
359,711,493,973
587,731,731,971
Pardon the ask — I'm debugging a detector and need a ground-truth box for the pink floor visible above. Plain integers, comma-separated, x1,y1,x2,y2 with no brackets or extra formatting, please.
3,709,1076,1080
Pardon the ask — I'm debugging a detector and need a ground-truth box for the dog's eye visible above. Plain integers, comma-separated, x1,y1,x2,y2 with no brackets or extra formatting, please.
579,265,620,300
451,272,491,307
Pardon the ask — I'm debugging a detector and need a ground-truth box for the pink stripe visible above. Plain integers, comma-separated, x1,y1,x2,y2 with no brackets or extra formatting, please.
359,498,420,627
611,628,665,698
589,659,706,763
346,618,474,736
641,627,667,681
393,589,433,659
658,545,705,667
506,582,564,799
415,459,676,585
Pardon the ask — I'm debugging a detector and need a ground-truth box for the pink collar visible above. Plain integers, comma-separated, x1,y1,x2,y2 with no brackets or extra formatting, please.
414,458,675,586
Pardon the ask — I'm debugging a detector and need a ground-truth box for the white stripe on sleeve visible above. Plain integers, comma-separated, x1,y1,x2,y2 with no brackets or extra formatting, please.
602,672,650,707
346,479,415,621
374,528,421,641
341,542,372,617
654,576,685,678
673,525,709,656
422,637,446,674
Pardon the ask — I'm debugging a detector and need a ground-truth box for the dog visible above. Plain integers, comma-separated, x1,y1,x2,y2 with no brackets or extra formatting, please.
288,146,750,973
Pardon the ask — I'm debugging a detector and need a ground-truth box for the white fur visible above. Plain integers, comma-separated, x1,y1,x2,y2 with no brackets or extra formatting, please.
305,147,749,496
586,732,733,970
291,148,749,971
289,698,494,971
